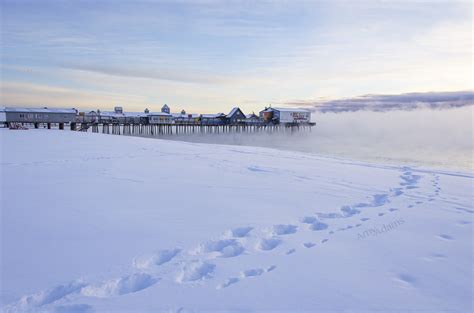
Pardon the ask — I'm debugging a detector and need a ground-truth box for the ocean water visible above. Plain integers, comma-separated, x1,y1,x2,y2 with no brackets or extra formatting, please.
159,107,473,171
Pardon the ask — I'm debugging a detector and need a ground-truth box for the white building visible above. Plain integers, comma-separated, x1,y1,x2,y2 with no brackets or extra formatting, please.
259,107,311,124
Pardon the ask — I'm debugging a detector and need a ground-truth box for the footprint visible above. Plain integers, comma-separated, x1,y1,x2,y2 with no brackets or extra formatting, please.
360,217,370,222
393,273,416,287
219,265,276,289
286,248,296,255
378,213,385,217
241,268,265,277
197,239,244,258
303,242,316,248
400,173,421,187
388,208,398,212
309,221,329,231
340,205,360,217
315,212,343,219
430,253,447,259
392,188,404,196
437,234,454,241
176,261,215,283
256,237,282,251
301,216,317,224
217,277,239,289
355,223,362,227
82,273,158,297
15,281,86,308
226,226,253,238
372,194,389,206
247,166,271,173
353,202,371,208
303,216,331,231
272,224,298,235
53,304,94,313
321,239,329,243
133,248,181,270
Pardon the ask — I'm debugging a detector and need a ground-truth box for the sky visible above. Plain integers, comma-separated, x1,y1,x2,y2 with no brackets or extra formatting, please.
0,0,472,114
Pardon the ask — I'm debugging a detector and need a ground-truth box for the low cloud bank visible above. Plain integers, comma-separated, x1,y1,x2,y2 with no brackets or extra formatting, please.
286,91,473,113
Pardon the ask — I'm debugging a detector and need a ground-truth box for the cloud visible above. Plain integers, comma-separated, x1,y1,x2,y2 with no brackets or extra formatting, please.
58,63,239,85
285,91,474,113
0,81,147,110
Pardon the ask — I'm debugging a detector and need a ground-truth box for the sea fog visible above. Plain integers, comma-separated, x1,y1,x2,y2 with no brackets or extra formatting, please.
159,106,473,171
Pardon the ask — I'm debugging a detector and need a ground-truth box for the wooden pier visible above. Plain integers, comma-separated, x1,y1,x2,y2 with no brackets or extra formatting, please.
74,122,315,136
1,106,316,136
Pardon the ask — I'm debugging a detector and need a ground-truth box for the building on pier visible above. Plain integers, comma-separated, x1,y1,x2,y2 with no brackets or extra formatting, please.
259,107,311,124
98,111,141,124
1,107,77,124
245,113,260,125
148,112,173,124
200,113,226,125
171,112,200,124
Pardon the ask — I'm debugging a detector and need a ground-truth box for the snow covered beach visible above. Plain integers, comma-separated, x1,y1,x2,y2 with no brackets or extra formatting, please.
1,129,472,313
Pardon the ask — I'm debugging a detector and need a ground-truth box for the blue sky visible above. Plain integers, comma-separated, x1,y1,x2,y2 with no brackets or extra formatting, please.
1,0,472,113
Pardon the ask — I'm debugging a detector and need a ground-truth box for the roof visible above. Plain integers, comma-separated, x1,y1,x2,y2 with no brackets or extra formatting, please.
99,111,149,118
3,107,77,114
227,107,244,117
147,112,172,117
171,113,199,118
271,107,310,113
246,113,259,118
201,113,226,118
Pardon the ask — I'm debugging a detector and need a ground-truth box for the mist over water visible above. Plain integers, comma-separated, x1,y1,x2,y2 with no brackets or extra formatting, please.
159,107,473,171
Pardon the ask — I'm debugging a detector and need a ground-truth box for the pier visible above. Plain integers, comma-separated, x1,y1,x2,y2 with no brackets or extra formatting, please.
1,105,316,136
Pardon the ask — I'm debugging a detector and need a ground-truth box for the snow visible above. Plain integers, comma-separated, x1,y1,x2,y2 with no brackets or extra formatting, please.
0,129,472,313
200,113,225,118
98,111,149,118
271,107,310,113
146,112,171,117
261,107,310,113
170,113,199,118
2,107,77,114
